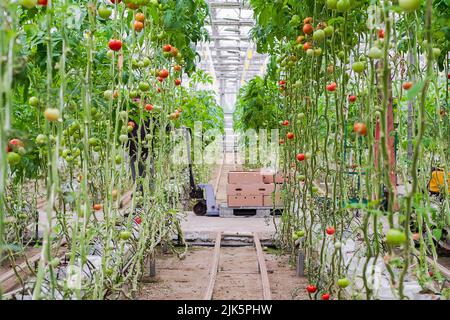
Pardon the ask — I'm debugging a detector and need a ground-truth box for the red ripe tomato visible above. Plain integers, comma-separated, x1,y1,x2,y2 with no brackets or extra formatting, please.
282,120,289,126
447,73,450,80
127,2,139,9
145,104,153,111
171,47,179,57
429,271,433,277
157,77,164,83
6,145,12,153
163,44,172,52
348,95,357,103
93,204,103,211
135,12,145,22
303,42,313,51
134,216,142,225
402,82,413,90
110,0,121,3
108,39,122,51
157,88,161,93
306,285,317,293
9,139,24,148
296,153,305,161
303,23,313,35
303,17,313,24
279,139,285,145
354,122,367,136
134,21,144,32
322,293,330,300
286,132,294,140
326,82,337,92
279,80,286,85
174,65,182,71
378,29,384,39
326,226,336,235
296,35,305,44
128,121,136,128
175,79,181,86
159,69,169,78
38,0,48,5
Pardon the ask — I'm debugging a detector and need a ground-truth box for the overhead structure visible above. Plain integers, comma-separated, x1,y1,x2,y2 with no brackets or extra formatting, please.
196,0,268,111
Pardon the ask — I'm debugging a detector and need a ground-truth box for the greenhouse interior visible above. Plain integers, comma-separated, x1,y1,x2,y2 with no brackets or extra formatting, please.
0,0,449,306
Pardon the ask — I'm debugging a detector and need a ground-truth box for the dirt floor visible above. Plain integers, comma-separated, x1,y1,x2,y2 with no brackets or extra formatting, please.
137,246,308,300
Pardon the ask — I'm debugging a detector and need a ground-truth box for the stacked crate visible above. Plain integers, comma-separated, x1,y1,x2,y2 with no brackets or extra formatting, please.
226,171,285,208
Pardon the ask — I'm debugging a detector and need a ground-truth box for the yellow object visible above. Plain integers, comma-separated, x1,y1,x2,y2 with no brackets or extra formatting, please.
428,170,450,194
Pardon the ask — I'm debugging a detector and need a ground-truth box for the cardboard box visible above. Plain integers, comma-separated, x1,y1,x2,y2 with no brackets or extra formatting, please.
226,183,275,196
263,193,284,207
228,171,263,184
262,174,286,184
227,195,264,207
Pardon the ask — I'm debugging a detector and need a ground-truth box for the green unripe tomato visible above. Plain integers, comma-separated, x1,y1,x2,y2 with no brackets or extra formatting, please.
338,51,345,60
21,0,37,9
119,111,128,120
18,213,28,220
311,186,319,193
98,6,112,19
88,138,100,147
352,61,366,73
72,148,81,157
337,277,350,288
336,0,350,12
119,230,132,241
129,90,138,99
324,26,334,37
334,241,342,249
115,155,122,165
36,134,47,145
386,229,406,246
296,230,305,237
62,149,71,158
290,15,300,25
306,49,315,57
298,175,306,182
399,0,420,12
368,47,383,59
7,152,21,166
119,134,128,143
103,90,114,100
139,82,150,91
142,57,151,67
326,0,338,9
107,50,114,59
29,96,39,107
313,29,325,42
432,48,441,59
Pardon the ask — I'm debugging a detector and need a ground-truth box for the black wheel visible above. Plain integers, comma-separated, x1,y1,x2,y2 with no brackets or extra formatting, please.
193,200,207,216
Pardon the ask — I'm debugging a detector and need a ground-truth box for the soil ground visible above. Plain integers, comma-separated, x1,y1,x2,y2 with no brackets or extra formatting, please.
136,246,308,300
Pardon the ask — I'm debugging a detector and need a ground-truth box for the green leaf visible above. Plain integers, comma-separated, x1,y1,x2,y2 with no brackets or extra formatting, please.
432,229,442,241
406,81,424,100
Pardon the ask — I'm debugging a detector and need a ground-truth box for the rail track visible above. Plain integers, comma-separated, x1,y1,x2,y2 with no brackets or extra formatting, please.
203,232,272,300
